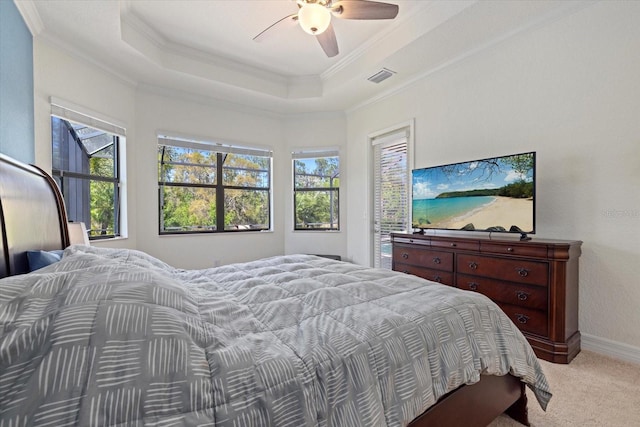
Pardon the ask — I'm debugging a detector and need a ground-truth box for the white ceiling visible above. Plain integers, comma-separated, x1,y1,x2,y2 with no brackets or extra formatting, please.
17,0,591,114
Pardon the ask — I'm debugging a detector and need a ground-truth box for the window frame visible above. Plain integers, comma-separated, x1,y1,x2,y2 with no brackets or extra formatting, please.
50,104,125,241
292,149,340,232
158,136,273,235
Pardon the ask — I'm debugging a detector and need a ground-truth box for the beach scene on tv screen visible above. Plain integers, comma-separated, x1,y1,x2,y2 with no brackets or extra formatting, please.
412,153,534,232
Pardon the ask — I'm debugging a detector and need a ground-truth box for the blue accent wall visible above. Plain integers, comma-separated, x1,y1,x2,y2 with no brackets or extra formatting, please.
0,1,34,163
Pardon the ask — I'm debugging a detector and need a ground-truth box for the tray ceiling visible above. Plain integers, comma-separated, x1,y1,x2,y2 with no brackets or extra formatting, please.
17,0,591,114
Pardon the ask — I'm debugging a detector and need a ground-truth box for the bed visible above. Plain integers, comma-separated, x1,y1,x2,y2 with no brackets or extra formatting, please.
0,153,550,426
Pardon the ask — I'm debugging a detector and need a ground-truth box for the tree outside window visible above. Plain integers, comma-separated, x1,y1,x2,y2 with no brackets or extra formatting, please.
293,153,339,231
158,140,271,233
51,116,120,240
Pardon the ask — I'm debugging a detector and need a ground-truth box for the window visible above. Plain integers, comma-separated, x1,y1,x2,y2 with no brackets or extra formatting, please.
293,150,340,231
51,106,124,240
158,136,272,233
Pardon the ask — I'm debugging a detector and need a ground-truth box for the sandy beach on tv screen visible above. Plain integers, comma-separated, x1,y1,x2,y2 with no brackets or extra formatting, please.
440,196,534,231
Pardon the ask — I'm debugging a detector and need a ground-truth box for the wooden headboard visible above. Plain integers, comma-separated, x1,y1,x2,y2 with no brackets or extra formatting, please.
0,154,70,278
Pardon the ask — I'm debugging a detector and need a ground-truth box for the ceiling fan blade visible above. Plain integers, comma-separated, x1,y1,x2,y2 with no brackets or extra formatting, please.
331,0,399,20
253,13,298,42
316,23,339,58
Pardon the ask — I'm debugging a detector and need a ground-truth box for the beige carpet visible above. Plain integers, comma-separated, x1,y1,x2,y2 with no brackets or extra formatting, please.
489,350,640,426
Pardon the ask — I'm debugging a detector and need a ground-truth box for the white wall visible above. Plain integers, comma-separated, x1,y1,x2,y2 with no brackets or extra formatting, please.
32,38,348,269
134,90,286,269
33,39,138,249
346,2,640,353
32,1,640,357
283,113,348,259
133,93,348,267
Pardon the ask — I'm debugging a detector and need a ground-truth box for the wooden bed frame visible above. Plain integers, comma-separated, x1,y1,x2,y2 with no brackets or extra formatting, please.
0,153,529,426
0,154,69,278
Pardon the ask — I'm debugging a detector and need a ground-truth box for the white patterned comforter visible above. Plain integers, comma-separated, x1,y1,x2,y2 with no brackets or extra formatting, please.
0,246,551,426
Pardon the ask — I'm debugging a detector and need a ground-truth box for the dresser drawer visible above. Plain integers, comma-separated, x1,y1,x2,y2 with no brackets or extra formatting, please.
456,274,547,311
457,254,548,286
393,246,453,272
498,303,548,337
395,263,454,285
480,241,548,258
391,232,582,363
431,238,480,251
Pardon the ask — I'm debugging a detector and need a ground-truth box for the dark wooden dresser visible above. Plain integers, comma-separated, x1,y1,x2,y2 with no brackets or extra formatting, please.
391,233,582,363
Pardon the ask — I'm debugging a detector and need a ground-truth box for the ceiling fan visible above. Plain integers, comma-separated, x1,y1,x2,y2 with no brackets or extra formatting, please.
253,0,399,58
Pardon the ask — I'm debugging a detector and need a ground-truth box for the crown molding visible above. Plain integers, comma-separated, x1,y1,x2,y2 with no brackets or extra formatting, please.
136,83,286,120
163,39,288,86
120,6,324,100
13,0,44,36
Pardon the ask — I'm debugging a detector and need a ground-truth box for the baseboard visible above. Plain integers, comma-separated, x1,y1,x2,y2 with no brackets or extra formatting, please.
581,333,640,365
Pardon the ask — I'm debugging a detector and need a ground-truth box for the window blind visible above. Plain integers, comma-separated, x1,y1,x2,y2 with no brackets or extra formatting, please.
291,148,339,159
51,102,126,137
373,130,409,268
159,136,272,158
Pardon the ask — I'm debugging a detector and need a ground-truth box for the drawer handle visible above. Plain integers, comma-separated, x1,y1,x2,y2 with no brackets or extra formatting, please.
468,261,478,270
516,267,529,277
433,257,441,264
515,313,530,324
402,252,409,259
450,243,457,247
516,291,530,301
433,275,442,283
468,282,478,291
507,247,514,252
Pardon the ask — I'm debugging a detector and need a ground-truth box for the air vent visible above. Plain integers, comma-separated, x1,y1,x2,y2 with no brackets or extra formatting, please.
367,68,396,84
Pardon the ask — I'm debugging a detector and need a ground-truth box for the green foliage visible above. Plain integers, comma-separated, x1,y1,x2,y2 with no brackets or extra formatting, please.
437,181,533,199
436,189,500,198
504,153,534,177
159,146,270,231
435,153,534,200
295,191,339,229
294,157,339,188
498,181,534,198
294,156,339,229
89,155,115,236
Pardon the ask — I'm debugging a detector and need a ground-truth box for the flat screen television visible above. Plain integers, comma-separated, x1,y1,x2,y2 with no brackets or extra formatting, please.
411,152,535,239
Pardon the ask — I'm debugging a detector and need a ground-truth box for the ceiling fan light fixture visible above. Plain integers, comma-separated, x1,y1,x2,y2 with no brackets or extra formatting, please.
298,3,331,35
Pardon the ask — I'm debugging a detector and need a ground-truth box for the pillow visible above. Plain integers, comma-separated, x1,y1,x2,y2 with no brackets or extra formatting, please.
26,249,64,272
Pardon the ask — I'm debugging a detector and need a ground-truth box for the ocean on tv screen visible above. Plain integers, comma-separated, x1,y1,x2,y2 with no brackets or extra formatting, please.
412,152,535,232
412,195,533,232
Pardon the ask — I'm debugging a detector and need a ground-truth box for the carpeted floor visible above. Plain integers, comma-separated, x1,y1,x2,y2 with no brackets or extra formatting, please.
489,350,640,426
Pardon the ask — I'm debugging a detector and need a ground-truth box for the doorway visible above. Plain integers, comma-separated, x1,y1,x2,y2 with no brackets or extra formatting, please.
371,122,413,268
